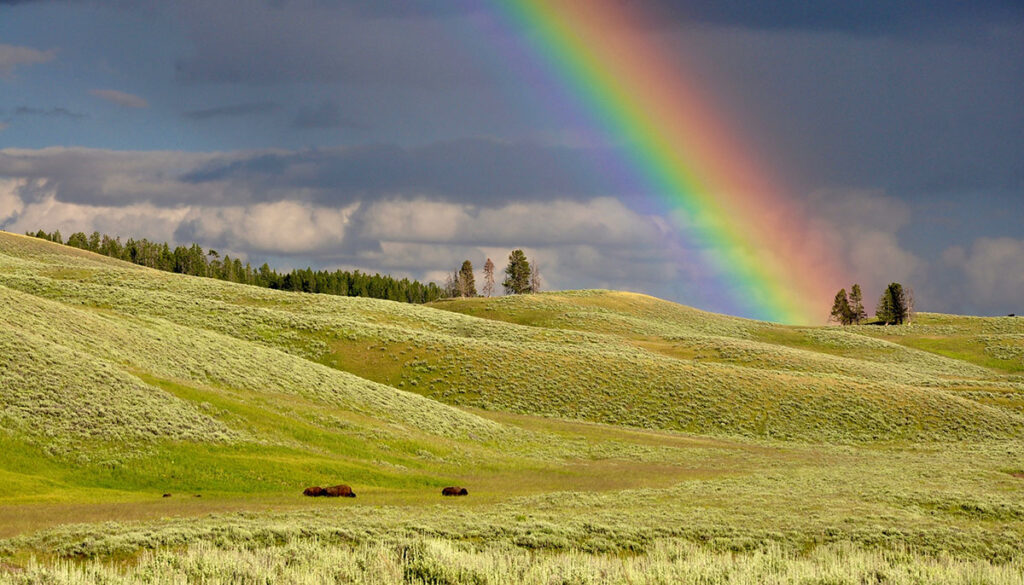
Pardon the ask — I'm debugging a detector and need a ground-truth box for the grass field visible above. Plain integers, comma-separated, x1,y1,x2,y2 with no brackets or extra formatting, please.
1,230,1022,583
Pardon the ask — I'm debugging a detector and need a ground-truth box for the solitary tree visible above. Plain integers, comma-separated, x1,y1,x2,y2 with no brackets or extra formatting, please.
876,282,908,325
848,284,867,325
482,258,495,297
457,260,477,297
830,288,853,325
503,249,531,294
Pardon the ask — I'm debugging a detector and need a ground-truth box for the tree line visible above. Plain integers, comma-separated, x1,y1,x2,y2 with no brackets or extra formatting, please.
26,229,444,304
831,282,915,325
444,249,541,298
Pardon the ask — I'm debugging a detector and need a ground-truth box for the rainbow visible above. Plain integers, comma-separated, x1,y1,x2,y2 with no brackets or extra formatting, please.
478,0,846,324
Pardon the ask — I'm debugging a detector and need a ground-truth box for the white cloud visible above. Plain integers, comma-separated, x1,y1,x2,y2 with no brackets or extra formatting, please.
178,200,358,254
89,89,149,108
359,197,669,247
0,179,26,223
2,191,189,243
0,44,56,77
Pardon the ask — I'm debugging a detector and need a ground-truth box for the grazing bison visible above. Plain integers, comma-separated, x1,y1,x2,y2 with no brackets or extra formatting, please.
303,486,325,497
323,484,356,498
162,493,171,498
442,486,468,496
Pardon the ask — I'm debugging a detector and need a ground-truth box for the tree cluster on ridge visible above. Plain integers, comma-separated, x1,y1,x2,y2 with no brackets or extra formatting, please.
445,249,540,298
831,282,914,325
27,229,444,304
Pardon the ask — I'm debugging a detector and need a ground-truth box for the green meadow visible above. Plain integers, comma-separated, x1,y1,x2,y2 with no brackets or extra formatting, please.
1,230,1022,583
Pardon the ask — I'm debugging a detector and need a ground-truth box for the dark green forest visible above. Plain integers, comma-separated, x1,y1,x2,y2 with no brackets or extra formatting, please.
27,229,443,304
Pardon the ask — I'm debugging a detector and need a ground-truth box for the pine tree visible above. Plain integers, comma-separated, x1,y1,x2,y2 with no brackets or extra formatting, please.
503,249,531,294
482,258,495,297
830,288,853,325
876,282,907,325
848,284,867,325
875,290,893,324
457,260,477,297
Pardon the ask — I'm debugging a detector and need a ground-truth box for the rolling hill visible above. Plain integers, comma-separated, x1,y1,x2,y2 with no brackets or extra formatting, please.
2,231,1023,476
2,230,1024,582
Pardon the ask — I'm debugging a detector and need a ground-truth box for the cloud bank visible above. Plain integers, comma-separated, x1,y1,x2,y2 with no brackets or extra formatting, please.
1,145,1019,317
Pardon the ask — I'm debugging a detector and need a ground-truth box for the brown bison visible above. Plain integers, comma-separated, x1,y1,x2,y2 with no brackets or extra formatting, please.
323,484,356,497
441,486,468,496
303,486,325,497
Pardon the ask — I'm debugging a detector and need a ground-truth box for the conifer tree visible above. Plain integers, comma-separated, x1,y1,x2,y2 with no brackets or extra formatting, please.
876,282,907,325
503,249,531,294
482,258,495,297
830,288,853,325
457,260,477,297
848,284,867,324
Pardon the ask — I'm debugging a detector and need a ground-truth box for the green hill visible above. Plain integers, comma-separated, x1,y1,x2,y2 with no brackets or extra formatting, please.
2,230,1024,580
2,230,1022,471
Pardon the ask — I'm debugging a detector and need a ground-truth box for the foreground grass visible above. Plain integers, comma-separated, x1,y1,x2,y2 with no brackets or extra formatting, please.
5,538,1023,585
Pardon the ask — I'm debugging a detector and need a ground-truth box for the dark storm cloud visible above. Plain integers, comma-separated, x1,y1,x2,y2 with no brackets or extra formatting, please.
0,139,616,207
170,1,485,86
183,102,281,120
640,0,1023,35
292,101,362,130
179,138,615,205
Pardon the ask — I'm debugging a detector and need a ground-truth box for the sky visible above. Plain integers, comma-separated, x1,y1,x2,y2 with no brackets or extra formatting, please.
1,0,1022,320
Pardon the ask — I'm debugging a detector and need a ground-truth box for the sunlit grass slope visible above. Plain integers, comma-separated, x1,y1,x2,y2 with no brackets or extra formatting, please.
2,231,1022,454
3,231,1024,579
0,232,527,504
434,293,1024,430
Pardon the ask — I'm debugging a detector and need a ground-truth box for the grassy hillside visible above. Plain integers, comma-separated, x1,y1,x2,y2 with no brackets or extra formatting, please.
2,230,1023,582
3,232,1020,448
433,292,1024,427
